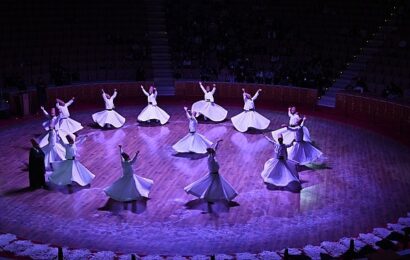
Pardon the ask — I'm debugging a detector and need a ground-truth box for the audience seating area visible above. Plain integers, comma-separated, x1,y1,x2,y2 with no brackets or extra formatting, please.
165,0,395,95
0,1,151,90
356,2,410,101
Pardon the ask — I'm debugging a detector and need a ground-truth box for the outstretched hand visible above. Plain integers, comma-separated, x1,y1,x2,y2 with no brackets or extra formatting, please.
40,106,44,110
184,106,188,111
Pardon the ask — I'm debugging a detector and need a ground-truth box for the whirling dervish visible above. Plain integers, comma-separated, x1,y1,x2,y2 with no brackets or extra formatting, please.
41,121,66,171
172,107,213,154
231,88,270,132
191,82,228,122
49,135,95,186
271,106,311,143
137,85,170,125
92,89,126,128
287,117,323,165
38,106,69,147
184,140,238,202
56,97,83,134
104,145,154,201
261,134,301,190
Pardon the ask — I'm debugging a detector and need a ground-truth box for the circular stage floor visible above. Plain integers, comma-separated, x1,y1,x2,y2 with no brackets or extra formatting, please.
0,103,409,255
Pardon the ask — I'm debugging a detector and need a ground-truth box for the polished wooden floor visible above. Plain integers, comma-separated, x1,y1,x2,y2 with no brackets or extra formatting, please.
0,103,409,255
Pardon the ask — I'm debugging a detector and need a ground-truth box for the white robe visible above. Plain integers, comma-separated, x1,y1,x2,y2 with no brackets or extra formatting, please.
184,154,238,202
191,86,228,122
41,129,66,170
49,144,95,186
271,111,311,143
56,100,83,134
104,155,154,201
261,141,300,187
231,92,270,132
172,114,213,154
137,89,170,124
39,114,71,148
288,124,323,164
41,108,60,131
92,91,126,128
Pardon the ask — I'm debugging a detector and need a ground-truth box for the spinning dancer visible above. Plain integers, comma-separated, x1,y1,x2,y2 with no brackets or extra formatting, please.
271,106,311,143
39,107,69,147
56,97,83,134
92,89,126,128
231,88,270,132
49,135,95,186
184,140,238,202
288,117,323,165
172,107,213,154
261,134,300,189
191,82,227,122
104,145,154,201
41,121,65,170
137,85,170,125
41,106,59,132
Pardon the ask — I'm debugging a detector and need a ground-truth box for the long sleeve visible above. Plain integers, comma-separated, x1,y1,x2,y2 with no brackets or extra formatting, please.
119,147,125,162
111,91,117,100
252,91,260,101
102,93,108,102
264,135,276,144
242,93,247,102
211,87,216,95
300,118,306,127
66,99,74,107
185,111,191,120
154,90,158,98
288,109,292,118
141,88,149,96
200,84,207,94
130,154,138,165
42,108,50,118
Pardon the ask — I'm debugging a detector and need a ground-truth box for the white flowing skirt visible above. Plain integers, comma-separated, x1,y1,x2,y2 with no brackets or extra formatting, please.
172,132,213,154
184,172,238,202
38,130,71,148
104,174,153,201
191,101,228,122
58,117,83,134
41,142,66,169
92,110,126,128
271,127,311,143
231,110,270,132
49,159,95,186
261,158,299,187
288,141,323,165
137,104,170,125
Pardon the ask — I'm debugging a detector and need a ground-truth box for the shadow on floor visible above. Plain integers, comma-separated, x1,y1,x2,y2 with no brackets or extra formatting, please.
265,181,302,193
184,199,240,214
172,153,208,160
98,198,148,214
